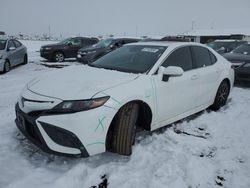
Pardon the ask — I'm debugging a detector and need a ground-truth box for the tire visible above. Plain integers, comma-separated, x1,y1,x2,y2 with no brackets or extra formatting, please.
3,60,10,73
112,103,139,155
210,80,230,111
53,52,64,62
22,54,28,64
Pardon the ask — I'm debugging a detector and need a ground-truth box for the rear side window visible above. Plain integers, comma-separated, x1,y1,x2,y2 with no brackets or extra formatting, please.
191,46,212,68
82,38,97,46
7,40,15,49
14,40,22,48
161,46,193,71
209,51,217,64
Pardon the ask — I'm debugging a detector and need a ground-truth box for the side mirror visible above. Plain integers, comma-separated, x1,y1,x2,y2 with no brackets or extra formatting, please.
67,42,72,46
8,46,16,51
158,66,184,81
109,44,115,49
217,47,226,53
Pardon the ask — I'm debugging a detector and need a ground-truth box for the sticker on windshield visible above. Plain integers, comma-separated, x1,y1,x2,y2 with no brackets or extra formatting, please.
141,48,159,53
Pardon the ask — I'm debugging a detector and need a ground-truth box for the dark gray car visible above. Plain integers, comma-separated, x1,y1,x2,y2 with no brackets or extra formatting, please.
0,38,27,73
223,43,250,83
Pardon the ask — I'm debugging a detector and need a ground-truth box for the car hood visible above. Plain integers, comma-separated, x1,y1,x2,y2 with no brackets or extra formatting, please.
222,53,250,62
79,45,104,52
27,65,138,100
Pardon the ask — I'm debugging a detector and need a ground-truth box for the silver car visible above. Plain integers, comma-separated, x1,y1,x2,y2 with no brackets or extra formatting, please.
0,38,27,73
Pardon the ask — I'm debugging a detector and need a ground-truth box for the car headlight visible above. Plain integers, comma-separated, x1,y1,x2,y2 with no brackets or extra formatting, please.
50,96,110,113
87,51,96,54
44,47,52,50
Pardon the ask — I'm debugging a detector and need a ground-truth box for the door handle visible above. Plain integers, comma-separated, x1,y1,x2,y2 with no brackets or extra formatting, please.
191,75,198,80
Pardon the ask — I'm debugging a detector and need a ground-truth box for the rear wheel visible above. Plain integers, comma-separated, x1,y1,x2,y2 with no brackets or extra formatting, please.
3,60,10,73
112,103,139,155
53,52,64,62
210,80,230,111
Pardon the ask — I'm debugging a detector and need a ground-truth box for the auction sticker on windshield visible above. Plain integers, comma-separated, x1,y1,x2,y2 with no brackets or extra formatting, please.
141,48,159,53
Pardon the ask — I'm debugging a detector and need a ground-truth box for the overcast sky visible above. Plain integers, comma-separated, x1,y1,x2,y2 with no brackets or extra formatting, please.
1,0,250,37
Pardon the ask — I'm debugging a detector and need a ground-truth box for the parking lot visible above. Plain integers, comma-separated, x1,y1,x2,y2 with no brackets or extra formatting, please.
0,41,250,188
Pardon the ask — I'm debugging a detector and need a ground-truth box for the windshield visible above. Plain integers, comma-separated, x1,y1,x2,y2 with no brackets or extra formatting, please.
207,42,233,50
232,44,250,55
90,45,167,73
93,38,113,48
0,39,7,50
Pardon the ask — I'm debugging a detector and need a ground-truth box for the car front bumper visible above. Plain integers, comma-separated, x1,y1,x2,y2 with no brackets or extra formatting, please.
15,94,117,157
76,53,96,63
40,50,52,60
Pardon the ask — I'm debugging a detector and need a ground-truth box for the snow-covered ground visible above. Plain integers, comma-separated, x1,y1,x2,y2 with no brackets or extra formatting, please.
0,41,250,188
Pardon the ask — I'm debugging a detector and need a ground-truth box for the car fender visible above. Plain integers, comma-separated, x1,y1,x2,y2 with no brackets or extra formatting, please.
92,75,156,123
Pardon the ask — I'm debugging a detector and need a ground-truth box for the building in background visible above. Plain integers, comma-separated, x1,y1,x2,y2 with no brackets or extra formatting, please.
182,28,250,43
0,31,5,35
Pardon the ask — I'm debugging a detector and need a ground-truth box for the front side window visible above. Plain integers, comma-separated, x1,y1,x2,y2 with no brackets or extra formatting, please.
161,46,193,71
191,46,212,68
91,45,167,73
71,38,81,46
0,39,7,50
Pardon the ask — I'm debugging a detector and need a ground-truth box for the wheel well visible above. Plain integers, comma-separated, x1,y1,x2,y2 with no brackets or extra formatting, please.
105,100,152,151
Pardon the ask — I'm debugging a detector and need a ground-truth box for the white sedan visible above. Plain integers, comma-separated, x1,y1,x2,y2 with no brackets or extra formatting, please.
15,42,234,157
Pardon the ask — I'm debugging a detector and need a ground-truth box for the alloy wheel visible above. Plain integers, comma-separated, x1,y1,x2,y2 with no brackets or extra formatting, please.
55,53,64,62
217,82,229,106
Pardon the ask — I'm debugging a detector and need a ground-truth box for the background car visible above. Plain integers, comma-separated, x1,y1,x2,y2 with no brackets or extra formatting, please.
40,37,99,62
16,42,234,157
223,43,250,83
207,40,247,54
0,38,27,73
77,37,140,63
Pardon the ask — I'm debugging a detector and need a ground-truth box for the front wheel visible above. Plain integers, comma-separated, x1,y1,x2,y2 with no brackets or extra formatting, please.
3,61,11,73
112,103,139,156
53,52,64,62
210,80,230,111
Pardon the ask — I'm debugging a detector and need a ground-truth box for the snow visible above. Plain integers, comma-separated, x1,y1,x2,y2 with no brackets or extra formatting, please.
1,40,250,188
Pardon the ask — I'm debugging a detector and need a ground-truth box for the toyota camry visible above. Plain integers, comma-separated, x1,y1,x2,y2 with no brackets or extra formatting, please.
15,42,234,157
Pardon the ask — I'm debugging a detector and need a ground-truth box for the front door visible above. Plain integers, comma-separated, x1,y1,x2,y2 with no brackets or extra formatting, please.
152,46,200,125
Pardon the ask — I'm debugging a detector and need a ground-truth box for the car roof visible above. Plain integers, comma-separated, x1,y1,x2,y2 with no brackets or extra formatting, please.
213,39,245,42
126,41,204,48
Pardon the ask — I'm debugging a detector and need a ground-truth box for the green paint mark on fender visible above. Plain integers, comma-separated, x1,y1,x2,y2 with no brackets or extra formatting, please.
86,142,105,147
95,116,106,131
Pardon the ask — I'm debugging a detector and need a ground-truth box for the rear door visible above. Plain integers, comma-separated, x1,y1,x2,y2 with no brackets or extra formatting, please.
13,40,25,64
190,46,220,105
153,46,201,124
